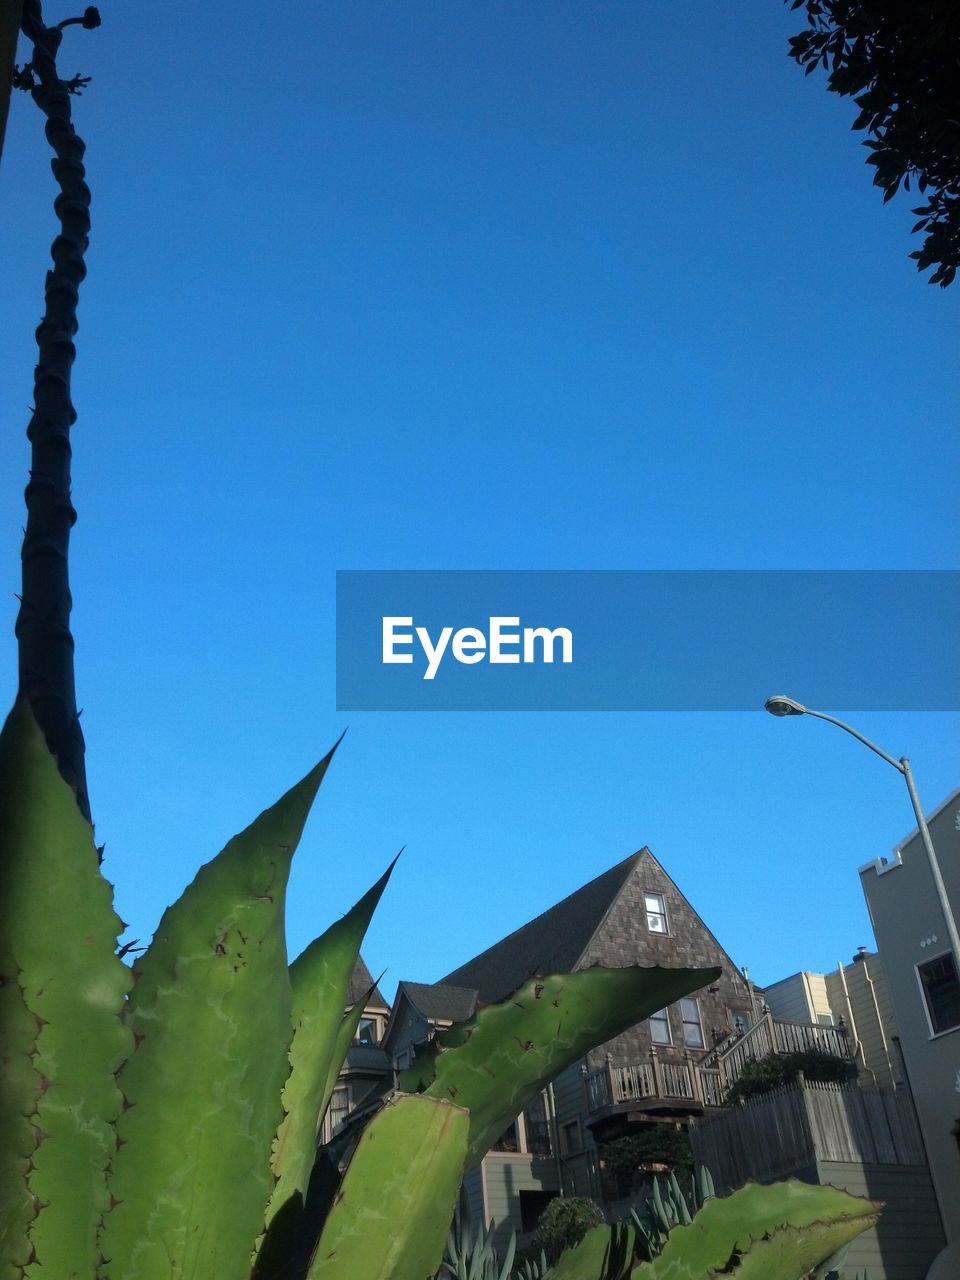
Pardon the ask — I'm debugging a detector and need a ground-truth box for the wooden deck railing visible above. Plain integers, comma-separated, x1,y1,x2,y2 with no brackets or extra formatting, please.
584,1013,853,1115
717,1013,851,1089
585,1052,719,1112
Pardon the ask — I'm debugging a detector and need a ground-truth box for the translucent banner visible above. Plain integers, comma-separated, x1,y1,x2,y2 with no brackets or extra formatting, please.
336,570,959,711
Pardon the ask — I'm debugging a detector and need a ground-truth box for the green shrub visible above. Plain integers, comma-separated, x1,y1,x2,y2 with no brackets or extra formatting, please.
726,1049,857,1105
532,1196,605,1264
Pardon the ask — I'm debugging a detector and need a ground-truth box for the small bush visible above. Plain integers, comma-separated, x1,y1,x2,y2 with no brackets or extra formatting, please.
531,1196,604,1263
726,1049,857,1105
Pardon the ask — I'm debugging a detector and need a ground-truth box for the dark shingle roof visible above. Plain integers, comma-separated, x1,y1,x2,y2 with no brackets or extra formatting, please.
441,853,640,1003
344,1044,391,1072
396,981,478,1024
349,956,387,1009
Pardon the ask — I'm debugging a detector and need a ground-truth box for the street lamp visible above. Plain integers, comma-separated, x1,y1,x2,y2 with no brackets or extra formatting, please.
763,695,960,968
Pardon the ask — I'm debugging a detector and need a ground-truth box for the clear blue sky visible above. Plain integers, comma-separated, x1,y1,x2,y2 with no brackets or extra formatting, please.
1,2,957,1000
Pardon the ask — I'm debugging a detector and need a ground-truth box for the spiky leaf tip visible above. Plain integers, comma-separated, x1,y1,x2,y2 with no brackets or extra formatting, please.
101,744,337,1280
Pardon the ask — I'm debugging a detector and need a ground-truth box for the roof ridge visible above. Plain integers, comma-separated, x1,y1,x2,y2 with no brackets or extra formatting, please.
440,851,642,1000
570,847,653,970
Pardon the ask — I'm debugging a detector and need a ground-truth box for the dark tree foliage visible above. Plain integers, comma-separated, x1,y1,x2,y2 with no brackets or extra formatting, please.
601,1124,694,1194
787,1,960,286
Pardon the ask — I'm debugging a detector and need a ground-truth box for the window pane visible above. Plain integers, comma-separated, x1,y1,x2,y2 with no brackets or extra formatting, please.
493,1120,520,1152
919,953,960,1034
561,1120,582,1154
523,1093,552,1155
680,997,704,1048
650,1008,671,1045
644,892,667,934
328,1086,350,1134
356,1017,378,1045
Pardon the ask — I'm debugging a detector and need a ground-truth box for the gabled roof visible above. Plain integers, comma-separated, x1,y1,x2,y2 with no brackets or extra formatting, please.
349,955,387,1010
396,980,478,1025
441,853,641,1003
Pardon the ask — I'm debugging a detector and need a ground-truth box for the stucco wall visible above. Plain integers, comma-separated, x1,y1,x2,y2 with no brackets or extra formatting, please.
860,789,960,1241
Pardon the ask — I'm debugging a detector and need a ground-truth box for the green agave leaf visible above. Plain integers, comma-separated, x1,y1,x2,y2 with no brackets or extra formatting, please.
315,983,379,1133
415,965,718,1166
720,1216,878,1280
628,1181,879,1280
100,745,337,1280
307,1094,468,1280
548,1222,635,1280
265,860,396,1224
0,699,131,1280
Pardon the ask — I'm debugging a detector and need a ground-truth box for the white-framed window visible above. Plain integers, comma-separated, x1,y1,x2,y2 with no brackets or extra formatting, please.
917,951,960,1036
680,997,704,1049
644,892,668,934
649,1007,672,1045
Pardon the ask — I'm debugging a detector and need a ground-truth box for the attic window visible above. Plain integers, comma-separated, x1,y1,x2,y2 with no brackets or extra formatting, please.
644,892,668,934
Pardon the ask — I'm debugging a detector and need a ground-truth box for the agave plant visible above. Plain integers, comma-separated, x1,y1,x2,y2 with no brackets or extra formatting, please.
630,1166,716,1260
436,1190,519,1280
435,1200,549,1280
0,696,720,1280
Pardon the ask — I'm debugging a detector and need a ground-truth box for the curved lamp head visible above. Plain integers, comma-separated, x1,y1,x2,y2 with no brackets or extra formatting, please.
764,695,806,717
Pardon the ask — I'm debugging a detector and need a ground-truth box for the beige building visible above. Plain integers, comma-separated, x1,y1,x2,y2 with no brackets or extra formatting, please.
859,786,960,1267
763,949,903,1089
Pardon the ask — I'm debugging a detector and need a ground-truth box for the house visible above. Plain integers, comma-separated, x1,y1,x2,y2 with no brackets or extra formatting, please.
385,980,478,1069
432,848,778,1246
333,847,855,1253
859,786,960,1268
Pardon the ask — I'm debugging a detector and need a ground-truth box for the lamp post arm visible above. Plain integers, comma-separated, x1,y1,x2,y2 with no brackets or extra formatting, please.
801,708,905,773
770,696,960,969
900,758,960,969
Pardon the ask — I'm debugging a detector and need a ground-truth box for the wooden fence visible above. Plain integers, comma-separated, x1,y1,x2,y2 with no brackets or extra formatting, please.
689,1078,925,1192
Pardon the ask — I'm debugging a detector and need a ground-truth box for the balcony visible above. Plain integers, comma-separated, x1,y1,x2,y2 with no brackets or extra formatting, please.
583,1013,854,1130
584,1051,723,1130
